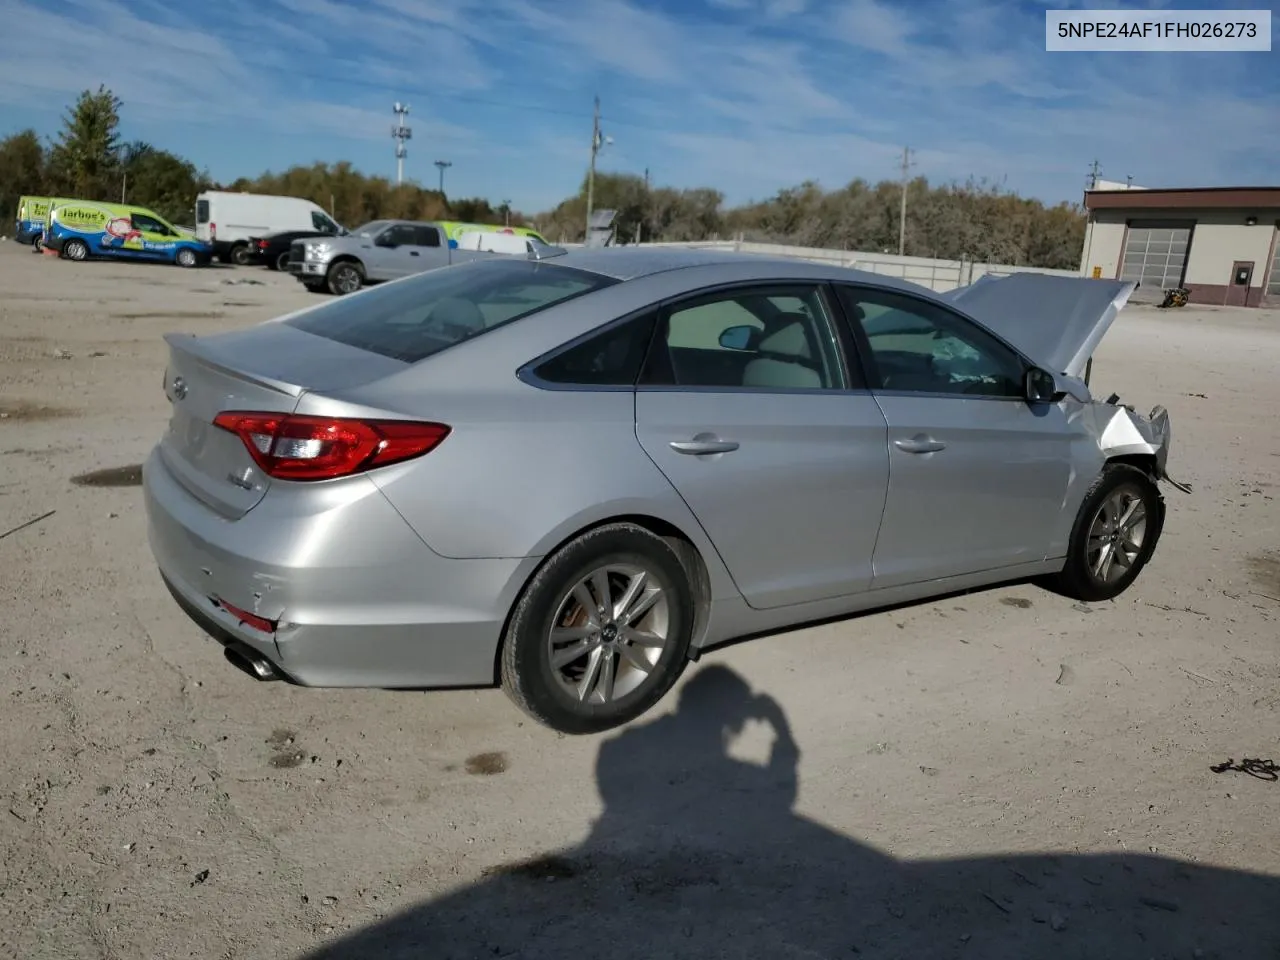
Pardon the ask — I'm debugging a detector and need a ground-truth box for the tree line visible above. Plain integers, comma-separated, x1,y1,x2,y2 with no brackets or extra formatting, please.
1,86,1085,268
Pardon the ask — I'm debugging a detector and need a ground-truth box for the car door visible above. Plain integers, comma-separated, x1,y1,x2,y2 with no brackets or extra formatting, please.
130,212,180,261
634,282,891,611
833,284,1075,589
367,224,418,280
406,225,445,274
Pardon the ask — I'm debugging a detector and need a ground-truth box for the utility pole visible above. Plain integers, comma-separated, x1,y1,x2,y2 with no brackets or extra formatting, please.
391,102,412,185
897,146,915,256
502,199,512,227
434,159,452,196
585,96,611,240
1087,159,1101,190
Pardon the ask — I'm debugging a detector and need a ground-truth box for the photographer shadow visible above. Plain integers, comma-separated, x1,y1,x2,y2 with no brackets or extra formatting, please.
302,664,1279,959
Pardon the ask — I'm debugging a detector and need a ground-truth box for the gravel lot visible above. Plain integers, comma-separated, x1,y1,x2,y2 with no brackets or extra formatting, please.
1,241,1278,959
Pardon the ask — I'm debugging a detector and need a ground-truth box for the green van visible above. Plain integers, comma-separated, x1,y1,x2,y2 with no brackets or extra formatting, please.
14,196,77,249
44,200,213,267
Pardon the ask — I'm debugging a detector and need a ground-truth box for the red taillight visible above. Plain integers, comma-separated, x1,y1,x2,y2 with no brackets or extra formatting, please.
212,412,450,481
209,222,216,239
257,239,268,249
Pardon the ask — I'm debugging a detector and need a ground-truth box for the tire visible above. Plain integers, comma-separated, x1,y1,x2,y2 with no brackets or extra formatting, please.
175,248,198,268
62,238,88,262
327,260,364,296
273,252,290,272
229,243,250,266
31,236,43,253
1048,463,1165,603
500,522,695,734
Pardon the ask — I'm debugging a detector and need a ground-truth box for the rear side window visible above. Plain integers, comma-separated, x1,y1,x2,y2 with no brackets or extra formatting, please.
196,200,209,224
412,226,441,247
285,259,617,363
533,313,656,386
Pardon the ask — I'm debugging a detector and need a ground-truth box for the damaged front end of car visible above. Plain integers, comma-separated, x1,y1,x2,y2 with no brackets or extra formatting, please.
945,271,1192,496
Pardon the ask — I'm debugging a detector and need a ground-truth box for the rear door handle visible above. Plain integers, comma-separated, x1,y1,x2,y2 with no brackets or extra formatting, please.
670,439,740,456
894,436,946,454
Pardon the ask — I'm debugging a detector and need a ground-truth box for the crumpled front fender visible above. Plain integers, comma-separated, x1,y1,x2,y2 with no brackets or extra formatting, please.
1092,402,1191,493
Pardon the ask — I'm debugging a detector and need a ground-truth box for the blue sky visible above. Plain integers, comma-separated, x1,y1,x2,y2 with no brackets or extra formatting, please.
1,0,1277,212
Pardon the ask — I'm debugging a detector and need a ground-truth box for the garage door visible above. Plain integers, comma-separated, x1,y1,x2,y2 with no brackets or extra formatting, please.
1120,222,1192,300
1266,230,1280,302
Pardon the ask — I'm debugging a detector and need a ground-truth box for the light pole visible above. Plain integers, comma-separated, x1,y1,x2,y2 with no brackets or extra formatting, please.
502,199,511,227
585,95,613,239
434,159,452,196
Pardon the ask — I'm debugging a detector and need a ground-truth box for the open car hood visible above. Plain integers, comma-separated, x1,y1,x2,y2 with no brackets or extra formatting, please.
941,274,1137,379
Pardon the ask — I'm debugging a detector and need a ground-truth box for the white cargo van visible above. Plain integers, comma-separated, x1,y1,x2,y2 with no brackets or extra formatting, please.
455,230,540,254
194,191,343,265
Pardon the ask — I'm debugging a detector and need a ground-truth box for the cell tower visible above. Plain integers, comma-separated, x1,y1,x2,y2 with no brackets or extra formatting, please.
391,102,412,185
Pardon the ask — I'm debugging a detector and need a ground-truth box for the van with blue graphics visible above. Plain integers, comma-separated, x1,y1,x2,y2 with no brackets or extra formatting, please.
45,200,213,267
436,220,548,249
14,196,77,248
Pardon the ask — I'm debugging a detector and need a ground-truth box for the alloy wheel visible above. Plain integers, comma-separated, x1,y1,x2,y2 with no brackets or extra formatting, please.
546,563,671,705
1086,484,1148,584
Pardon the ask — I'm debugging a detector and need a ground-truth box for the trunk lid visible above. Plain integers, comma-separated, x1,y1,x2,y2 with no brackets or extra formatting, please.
158,324,407,519
942,274,1136,379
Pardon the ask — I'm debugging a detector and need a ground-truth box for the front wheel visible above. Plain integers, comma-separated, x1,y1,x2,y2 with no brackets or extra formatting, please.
327,261,364,295
1048,463,1165,602
500,523,695,734
175,248,198,268
61,238,88,262
273,251,290,272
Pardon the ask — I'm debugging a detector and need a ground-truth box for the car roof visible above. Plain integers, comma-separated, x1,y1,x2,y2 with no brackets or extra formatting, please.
543,245,939,297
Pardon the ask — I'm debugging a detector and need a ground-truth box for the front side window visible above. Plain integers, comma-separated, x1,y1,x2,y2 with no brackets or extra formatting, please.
284,259,617,363
312,212,340,234
643,285,847,390
837,286,1024,397
131,212,171,235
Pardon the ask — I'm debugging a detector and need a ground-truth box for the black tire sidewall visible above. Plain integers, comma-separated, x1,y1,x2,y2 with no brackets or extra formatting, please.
275,252,289,271
1063,465,1164,602
64,239,87,261
229,243,249,266
176,249,196,268
503,524,694,734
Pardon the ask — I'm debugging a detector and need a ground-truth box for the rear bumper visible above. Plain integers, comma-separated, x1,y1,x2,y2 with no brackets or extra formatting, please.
142,446,536,688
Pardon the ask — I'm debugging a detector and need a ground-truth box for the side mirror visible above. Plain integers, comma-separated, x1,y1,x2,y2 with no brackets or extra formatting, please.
719,324,757,351
1024,367,1061,404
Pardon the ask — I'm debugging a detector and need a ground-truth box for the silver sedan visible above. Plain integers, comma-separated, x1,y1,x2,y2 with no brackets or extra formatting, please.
142,248,1184,733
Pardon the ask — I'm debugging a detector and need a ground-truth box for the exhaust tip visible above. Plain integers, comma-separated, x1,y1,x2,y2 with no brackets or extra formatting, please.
224,643,280,681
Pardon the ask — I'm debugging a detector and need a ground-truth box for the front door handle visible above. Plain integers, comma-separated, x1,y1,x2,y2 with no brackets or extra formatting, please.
670,438,740,456
410,250,420,256
894,435,946,454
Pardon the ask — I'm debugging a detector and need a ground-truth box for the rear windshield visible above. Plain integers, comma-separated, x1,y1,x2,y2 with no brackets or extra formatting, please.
284,258,617,363
196,200,209,224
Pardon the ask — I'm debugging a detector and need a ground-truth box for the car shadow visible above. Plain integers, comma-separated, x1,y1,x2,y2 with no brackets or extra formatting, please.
298,664,1277,959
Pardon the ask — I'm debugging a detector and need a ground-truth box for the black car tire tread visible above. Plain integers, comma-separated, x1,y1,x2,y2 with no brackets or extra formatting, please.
327,260,364,296
500,522,694,735
1049,463,1165,603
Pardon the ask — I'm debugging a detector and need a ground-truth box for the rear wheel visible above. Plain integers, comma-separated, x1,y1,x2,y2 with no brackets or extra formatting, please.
229,243,250,266
62,238,88,262
31,236,43,253
1049,463,1164,602
175,248,198,268
500,523,695,735
327,260,364,295
274,251,290,272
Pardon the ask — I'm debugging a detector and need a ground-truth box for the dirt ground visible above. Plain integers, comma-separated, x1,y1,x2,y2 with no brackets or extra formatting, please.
1,240,1278,960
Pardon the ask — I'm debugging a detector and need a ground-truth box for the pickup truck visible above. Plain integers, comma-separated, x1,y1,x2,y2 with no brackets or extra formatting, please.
287,219,529,295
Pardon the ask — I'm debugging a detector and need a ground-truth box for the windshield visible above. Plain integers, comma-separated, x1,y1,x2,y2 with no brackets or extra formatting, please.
348,221,387,237
284,258,617,364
